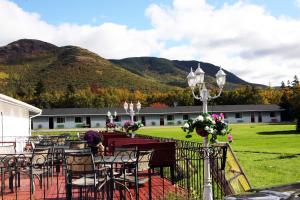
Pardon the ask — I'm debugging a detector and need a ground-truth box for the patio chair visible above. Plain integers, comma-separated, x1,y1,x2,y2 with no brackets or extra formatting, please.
21,148,51,193
69,141,87,150
0,145,16,192
117,150,154,200
65,152,109,200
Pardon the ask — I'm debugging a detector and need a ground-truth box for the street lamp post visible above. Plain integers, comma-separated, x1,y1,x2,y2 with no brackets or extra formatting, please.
123,101,141,122
187,63,226,200
107,111,117,123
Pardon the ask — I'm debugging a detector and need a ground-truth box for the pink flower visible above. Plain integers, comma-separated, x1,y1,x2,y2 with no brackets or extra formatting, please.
227,134,233,143
220,113,225,119
211,114,218,120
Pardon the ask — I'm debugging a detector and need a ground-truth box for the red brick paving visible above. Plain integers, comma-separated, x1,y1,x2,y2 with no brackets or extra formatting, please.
0,171,186,200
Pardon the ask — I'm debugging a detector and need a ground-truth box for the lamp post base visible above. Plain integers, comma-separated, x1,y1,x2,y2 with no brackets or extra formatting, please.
203,184,213,200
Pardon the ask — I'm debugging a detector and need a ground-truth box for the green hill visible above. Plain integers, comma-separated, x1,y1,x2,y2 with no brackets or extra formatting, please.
0,39,177,96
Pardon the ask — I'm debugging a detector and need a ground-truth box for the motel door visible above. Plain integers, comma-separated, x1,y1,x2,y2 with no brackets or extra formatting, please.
258,112,262,122
141,116,146,126
49,117,54,129
160,115,164,126
251,113,255,123
86,117,91,128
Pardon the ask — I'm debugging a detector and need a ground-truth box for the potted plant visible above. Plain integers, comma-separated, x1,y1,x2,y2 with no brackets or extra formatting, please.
182,113,231,143
106,122,116,131
123,120,144,138
83,130,103,155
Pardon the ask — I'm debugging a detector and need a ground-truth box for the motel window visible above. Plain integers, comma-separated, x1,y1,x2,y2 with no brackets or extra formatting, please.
183,114,189,120
235,113,242,119
75,117,83,123
57,117,65,124
167,115,174,121
270,112,276,118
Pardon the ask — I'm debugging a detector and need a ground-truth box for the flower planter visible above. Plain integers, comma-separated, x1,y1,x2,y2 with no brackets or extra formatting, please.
196,128,209,137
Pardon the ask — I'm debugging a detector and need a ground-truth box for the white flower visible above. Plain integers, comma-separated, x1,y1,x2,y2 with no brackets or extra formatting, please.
183,123,190,128
196,115,204,122
206,116,213,121
204,126,209,131
209,128,214,133
212,121,216,125
221,129,226,134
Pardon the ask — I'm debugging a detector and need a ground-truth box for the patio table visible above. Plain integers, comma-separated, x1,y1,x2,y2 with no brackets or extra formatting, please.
94,155,137,200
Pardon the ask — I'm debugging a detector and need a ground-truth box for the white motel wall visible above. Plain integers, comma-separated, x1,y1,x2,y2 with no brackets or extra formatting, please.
0,94,41,152
32,105,283,130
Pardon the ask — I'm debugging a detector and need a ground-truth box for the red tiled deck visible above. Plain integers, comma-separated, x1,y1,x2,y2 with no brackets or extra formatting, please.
0,170,186,200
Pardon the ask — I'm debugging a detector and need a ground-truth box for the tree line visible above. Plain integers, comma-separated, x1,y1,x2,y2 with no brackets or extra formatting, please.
7,76,300,131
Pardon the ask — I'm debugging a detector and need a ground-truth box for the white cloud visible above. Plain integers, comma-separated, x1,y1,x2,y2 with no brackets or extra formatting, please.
0,0,162,59
296,0,300,8
0,0,300,85
146,0,300,85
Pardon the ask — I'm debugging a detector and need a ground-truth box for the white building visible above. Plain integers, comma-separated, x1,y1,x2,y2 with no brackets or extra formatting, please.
0,94,41,151
32,104,283,130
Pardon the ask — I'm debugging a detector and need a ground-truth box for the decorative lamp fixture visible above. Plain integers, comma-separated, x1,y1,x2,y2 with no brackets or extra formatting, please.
187,62,226,200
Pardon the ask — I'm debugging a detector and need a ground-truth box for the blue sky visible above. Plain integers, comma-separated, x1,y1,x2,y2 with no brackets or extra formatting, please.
10,0,172,28
10,0,300,28
1,0,300,85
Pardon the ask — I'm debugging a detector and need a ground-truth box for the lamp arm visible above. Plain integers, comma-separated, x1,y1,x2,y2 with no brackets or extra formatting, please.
208,88,223,100
191,88,203,101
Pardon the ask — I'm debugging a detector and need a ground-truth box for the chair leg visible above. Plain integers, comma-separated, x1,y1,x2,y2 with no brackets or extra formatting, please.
148,168,152,200
79,187,83,200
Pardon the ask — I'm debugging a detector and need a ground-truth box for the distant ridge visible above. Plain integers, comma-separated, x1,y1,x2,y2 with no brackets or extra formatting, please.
110,57,252,89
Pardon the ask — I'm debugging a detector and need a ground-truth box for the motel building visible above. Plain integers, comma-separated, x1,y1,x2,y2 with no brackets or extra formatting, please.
32,104,283,130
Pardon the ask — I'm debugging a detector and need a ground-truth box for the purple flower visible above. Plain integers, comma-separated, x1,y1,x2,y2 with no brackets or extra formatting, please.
84,130,102,146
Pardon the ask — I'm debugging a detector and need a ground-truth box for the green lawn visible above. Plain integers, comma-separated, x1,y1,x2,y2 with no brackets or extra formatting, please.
136,124,300,188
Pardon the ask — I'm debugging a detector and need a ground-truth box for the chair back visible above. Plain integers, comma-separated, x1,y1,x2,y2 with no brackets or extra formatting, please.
32,148,49,165
70,141,87,149
57,137,66,145
0,145,16,154
137,150,154,172
66,153,95,175
114,147,137,158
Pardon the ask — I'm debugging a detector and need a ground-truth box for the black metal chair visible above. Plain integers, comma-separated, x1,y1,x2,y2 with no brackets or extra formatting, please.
65,152,109,200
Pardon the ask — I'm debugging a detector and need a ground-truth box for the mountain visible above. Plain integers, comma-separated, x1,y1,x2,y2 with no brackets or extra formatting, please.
0,39,256,97
110,57,251,89
0,39,177,94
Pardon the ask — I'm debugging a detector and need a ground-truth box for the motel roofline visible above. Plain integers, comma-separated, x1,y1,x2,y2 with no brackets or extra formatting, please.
39,104,284,117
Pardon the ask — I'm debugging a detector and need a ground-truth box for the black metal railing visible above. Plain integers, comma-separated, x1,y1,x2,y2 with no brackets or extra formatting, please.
136,134,228,200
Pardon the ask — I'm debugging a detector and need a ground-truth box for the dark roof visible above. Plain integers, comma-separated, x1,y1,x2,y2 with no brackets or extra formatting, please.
40,105,283,116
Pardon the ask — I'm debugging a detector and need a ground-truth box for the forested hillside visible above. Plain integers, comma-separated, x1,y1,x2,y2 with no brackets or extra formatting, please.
0,39,288,109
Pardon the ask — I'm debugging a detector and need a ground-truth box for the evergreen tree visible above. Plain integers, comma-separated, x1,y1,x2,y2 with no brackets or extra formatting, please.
292,75,299,87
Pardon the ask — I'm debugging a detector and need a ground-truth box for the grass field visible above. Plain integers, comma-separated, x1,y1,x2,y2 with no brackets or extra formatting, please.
136,123,300,188
34,123,300,188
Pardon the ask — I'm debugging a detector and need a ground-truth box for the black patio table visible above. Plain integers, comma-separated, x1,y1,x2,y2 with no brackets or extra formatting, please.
94,154,137,200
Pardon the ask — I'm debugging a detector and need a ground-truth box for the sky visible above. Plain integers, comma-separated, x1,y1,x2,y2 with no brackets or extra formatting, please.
1,0,300,86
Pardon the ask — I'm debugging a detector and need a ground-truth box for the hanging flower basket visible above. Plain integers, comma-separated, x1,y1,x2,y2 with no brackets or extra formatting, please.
123,120,143,133
181,113,231,143
196,128,209,137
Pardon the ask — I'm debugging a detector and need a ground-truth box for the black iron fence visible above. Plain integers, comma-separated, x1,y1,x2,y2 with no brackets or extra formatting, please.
135,134,229,200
